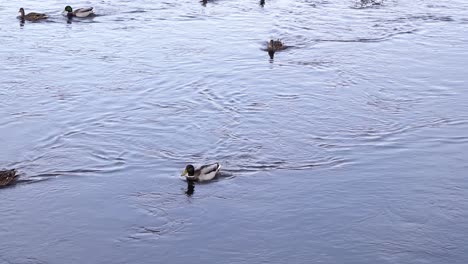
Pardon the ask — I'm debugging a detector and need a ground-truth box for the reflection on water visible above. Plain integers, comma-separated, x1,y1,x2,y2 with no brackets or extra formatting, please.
1,0,468,263
185,181,195,196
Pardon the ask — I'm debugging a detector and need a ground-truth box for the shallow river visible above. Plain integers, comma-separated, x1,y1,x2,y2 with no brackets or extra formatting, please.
1,0,468,263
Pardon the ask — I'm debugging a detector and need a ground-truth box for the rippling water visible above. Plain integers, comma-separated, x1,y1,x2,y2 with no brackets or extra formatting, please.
1,0,468,263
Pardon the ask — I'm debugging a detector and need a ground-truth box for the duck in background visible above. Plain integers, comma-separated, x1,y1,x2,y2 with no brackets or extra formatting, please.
18,8,48,21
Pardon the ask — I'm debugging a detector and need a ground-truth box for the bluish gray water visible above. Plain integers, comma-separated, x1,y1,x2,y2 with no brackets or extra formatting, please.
1,0,468,263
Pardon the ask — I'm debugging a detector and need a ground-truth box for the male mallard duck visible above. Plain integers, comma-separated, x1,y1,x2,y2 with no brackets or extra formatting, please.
0,169,18,187
181,163,221,182
267,39,286,59
18,8,48,21
63,6,95,18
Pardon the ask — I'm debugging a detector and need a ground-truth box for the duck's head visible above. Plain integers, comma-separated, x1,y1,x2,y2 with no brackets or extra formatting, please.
181,164,195,176
18,8,25,15
65,6,73,12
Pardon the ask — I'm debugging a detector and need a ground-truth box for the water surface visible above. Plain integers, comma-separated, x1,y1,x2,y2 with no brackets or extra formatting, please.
1,0,468,263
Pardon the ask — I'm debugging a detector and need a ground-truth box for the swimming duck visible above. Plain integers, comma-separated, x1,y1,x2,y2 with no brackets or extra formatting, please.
18,8,48,21
267,39,286,59
0,169,18,187
181,163,221,182
63,6,95,18
360,0,383,6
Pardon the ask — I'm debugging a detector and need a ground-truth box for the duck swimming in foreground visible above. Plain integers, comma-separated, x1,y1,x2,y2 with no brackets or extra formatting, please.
18,8,48,21
181,163,221,182
267,39,286,59
0,169,18,187
63,6,95,18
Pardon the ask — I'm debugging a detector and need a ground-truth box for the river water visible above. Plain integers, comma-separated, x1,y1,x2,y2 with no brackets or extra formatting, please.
1,0,468,263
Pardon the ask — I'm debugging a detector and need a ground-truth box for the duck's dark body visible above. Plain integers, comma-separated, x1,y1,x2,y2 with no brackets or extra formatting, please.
18,8,48,21
0,169,18,187
267,39,286,59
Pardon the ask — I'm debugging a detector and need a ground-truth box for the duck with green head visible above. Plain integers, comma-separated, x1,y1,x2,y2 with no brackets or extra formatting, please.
18,8,48,21
181,163,221,182
63,5,95,18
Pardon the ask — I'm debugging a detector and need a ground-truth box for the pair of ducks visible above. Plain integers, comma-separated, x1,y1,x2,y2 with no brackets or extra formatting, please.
0,163,220,188
18,6,94,21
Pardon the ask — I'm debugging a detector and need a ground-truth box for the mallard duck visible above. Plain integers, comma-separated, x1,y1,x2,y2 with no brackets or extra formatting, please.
181,163,221,182
360,0,383,6
267,39,286,59
0,169,18,187
18,8,48,21
63,6,95,18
